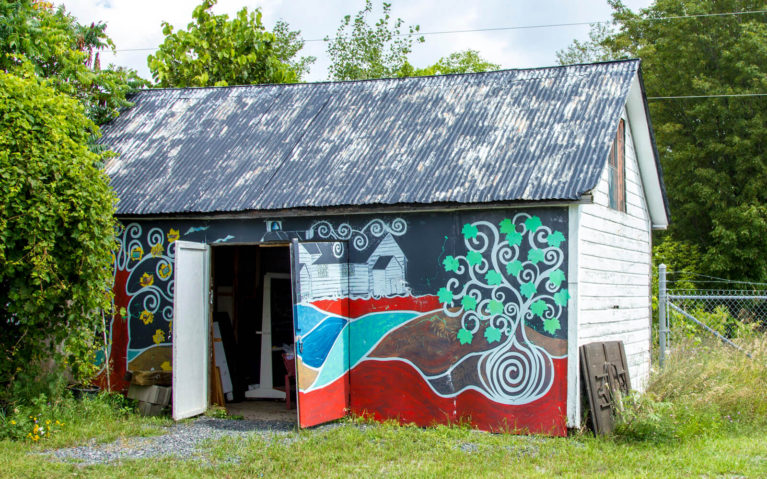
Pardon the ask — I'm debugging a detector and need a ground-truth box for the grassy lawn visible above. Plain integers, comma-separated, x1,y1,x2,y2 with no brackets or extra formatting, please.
2,417,767,478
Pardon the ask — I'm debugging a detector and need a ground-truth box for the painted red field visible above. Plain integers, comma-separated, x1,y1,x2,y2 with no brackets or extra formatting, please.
298,357,567,435
311,295,442,318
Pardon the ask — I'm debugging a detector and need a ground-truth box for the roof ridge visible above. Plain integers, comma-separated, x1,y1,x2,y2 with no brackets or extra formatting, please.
132,59,641,94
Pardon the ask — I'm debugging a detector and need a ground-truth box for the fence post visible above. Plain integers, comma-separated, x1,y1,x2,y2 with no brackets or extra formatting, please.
658,263,667,368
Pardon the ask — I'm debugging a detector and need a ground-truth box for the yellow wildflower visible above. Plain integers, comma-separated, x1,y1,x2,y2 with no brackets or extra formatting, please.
45,420,50,425
10,420,15,425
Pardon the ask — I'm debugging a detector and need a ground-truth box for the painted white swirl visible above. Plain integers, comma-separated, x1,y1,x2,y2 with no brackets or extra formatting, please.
306,218,408,252
479,325,553,404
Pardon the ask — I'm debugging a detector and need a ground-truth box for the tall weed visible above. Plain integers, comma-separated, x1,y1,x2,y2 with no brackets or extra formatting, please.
615,335,767,441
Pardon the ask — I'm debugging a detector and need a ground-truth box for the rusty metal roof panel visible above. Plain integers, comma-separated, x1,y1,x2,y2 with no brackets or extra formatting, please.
102,59,641,215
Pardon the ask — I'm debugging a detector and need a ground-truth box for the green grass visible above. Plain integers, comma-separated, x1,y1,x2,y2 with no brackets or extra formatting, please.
2,335,767,478
2,419,767,478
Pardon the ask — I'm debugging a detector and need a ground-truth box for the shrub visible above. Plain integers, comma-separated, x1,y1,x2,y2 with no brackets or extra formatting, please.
0,72,117,407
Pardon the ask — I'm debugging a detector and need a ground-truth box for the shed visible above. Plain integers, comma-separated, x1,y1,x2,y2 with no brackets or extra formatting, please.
98,59,669,435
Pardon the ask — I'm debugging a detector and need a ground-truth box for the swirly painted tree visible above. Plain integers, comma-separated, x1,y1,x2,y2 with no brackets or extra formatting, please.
437,214,569,404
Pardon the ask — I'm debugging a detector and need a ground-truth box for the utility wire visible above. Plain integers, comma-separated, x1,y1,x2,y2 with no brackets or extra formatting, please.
648,93,767,100
112,9,767,53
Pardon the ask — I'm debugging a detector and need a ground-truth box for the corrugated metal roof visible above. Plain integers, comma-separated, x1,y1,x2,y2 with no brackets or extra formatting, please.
102,59,642,215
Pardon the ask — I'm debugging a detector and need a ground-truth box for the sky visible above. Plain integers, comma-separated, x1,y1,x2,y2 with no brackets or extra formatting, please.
59,0,654,83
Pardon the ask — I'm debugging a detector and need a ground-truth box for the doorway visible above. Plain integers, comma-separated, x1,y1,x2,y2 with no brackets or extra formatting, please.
210,244,297,423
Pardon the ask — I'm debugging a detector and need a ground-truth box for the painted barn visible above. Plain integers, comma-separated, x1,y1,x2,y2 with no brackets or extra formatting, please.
97,59,669,435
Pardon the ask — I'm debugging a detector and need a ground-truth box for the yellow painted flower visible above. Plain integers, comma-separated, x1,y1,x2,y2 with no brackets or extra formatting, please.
158,263,172,280
130,245,143,261
140,310,154,325
167,228,180,243
120,307,128,320
150,243,164,257
153,329,165,345
161,361,172,371
139,273,154,288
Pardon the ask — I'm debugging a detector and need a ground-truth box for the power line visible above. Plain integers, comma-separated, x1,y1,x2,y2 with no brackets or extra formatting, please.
648,93,767,100
112,9,767,53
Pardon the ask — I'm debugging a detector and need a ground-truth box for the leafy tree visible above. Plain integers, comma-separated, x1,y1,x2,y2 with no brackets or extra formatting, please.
0,0,146,125
438,215,568,403
555,22,617,65
325,0,424,80
558,0,767,281
414,49,500,76
148,0,312,87
273,20,316,82
0,72,117,403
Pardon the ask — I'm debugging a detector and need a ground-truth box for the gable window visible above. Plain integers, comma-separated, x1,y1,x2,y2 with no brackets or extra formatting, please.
608,118,626,212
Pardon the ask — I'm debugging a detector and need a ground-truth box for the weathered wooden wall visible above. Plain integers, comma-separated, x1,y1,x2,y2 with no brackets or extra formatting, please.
577,109,653,390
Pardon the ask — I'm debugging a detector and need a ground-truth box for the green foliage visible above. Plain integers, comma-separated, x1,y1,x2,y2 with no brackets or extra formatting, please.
461,223,478,240
0,391,148,443
615,336,767,442
442,255,459,272
413,49,500,76
555,22,617,65
0,72,117,405
460,295,476,311
0,0,146,125
325,0,424,80
560,0,767,282
466,250,482,266
484,326,502,344
148,0,310,87
456,328,473,345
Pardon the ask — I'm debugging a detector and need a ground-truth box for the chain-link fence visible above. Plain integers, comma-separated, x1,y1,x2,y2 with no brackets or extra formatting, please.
658,264,767,365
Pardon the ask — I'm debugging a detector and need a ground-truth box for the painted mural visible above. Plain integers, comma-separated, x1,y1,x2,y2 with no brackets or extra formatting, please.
101,209,569,435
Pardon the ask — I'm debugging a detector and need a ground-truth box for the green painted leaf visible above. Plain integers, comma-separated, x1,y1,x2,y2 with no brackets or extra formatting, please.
438,287,453,304
485,270,502,286
530,300,547,317
543,318,561,335
521,282,537,299
547,231,566,248
528,249,544,264
525,216,542,232
484,327,502,344
499,218,515,234
457,328,473,345
506,231,522,247
462,223,479,240
488,299,504,315
467,251,483,267
506,260,523,276
461,295,477,311
549,269,566,288
554,289,571,306
442,255,459,272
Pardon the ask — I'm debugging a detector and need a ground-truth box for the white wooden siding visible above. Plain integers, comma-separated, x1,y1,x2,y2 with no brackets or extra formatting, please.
578,109,653,390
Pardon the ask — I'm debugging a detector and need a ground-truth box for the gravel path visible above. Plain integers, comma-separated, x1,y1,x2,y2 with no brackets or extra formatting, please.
43,417,297,465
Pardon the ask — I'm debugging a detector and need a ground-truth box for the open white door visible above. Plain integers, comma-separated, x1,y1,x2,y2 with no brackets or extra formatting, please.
172,240,210,420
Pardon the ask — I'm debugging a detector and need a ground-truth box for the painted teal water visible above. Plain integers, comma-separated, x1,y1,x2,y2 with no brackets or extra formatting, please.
293,304,333,334
310,311,419,389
